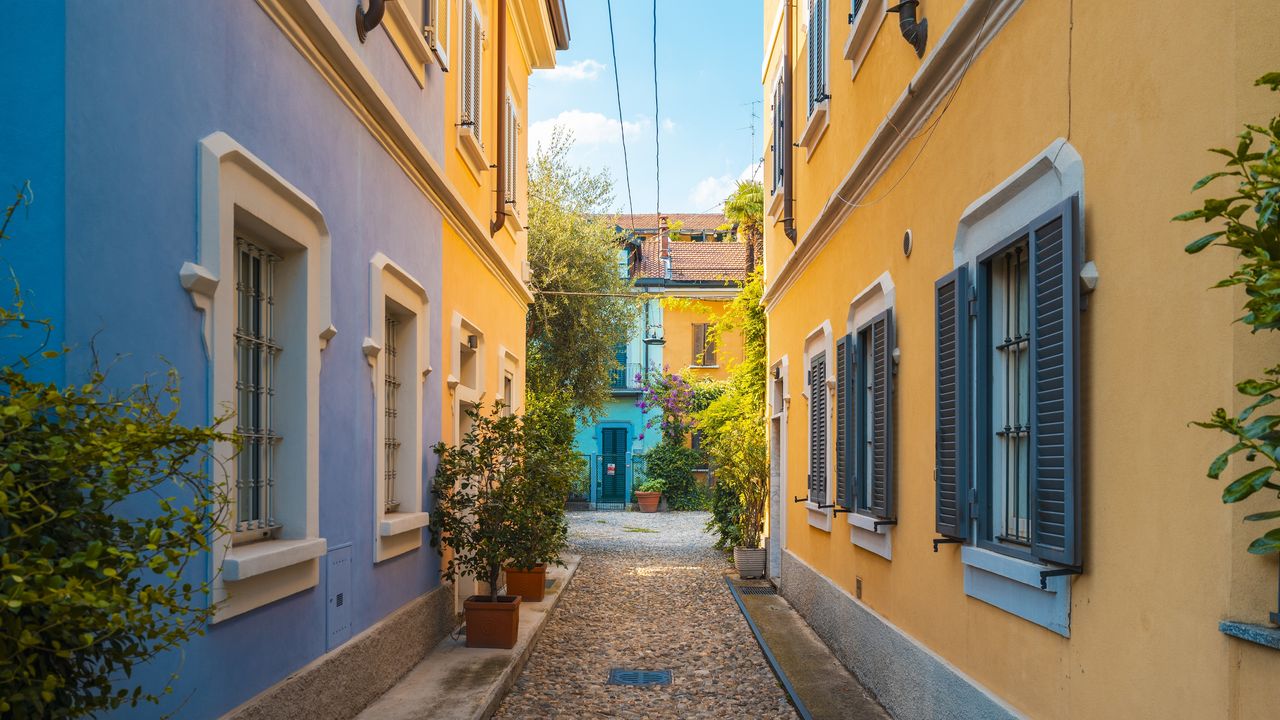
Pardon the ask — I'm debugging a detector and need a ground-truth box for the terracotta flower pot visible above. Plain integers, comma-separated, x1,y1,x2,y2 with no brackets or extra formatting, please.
635,491,661,513
733,546,767,579
503,563,547,602
463,595,521,649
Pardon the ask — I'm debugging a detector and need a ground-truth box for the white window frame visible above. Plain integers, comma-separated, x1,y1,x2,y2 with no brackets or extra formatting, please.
799,0,830,154
502,90,524,234
842,0,887,81
497,345,521,415
365,254,431,562
181,132,332,623
426,0,452,70
767,69,786,219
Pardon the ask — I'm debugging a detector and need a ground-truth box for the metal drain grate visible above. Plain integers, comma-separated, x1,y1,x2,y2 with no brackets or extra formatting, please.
737,585,777,595
607,669,672,686
545,578,555,589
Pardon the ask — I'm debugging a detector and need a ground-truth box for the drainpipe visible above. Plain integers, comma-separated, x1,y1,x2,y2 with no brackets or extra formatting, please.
659,215,672,280
490,0,509,236
783,0,797,243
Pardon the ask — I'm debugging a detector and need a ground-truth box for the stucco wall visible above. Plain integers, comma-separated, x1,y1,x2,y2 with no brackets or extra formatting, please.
764,0,1280,717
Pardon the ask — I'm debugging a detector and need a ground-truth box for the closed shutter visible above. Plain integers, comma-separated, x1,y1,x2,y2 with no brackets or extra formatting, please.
809,353,827,502
772,78,785,194
866,309,894,519
505,97,517,204
807,0,817,115
692,324,705,364
704,330,717,366
1028,197,1081,566
461,3,473,125
935,267,969,539
835,333,855,509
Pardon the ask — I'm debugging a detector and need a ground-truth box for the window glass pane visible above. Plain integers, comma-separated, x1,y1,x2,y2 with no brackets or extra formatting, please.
989,242,1031,545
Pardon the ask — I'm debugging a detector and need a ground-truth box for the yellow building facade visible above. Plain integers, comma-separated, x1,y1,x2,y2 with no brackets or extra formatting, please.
762,1,1280,717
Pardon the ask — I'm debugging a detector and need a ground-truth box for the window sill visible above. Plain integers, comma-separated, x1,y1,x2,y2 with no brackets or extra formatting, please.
842,0,887,81
223,537,327,582
690,364,720,369
847,512,892,560
457,127,488,182
798,101,829,158
961,545,1071,637
806,501,832,532
1220,621,1280,650
379,511,430,537
767,188,785,220
502,205,523,236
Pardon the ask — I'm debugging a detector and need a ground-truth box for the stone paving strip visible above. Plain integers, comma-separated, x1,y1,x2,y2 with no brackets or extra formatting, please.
494,511,797,720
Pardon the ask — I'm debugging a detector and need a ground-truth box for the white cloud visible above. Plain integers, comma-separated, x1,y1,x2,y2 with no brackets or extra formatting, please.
536,59,605,82
662,118,677,133
529,110,647,150
690,165,756,210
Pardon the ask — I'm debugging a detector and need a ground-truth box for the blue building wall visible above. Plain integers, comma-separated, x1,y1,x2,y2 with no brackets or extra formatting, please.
2,3,450,717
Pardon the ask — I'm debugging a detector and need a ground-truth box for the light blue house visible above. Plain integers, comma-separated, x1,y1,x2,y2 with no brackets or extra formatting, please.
0,2,566,717
573,214,751,506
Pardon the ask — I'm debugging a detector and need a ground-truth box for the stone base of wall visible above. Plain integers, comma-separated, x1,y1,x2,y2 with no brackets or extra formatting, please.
224,582,456,720
779,551,1019,720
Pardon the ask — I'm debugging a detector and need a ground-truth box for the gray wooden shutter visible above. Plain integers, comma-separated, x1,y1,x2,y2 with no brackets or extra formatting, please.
809,353,827,501
1028,197,1081,566
867,309,894,519
935,267,969,539
835,334,854,509
807,0,818,115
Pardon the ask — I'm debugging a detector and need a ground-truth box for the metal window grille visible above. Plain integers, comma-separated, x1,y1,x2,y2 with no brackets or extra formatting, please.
234,238,281,535
384,314,402,512
991,242,1031,544
504,97,518,204
461,1,482,145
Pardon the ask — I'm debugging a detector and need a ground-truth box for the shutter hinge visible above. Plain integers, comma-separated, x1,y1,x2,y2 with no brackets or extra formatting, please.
967,487,979,514
967,285,978,317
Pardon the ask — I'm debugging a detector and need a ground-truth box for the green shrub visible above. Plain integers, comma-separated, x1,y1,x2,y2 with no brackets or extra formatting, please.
0,189,232,718
638,441,706,510
706,479,744,550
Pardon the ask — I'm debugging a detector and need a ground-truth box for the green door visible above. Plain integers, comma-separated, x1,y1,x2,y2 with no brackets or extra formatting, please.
599,428,628,503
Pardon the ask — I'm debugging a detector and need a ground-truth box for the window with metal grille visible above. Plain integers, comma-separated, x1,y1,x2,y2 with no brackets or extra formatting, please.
692,323,716,366
988,241,1031,545
504,96,518,205
460,0,482,146
807,0,829,116
234,238,281,538
384,313,402,512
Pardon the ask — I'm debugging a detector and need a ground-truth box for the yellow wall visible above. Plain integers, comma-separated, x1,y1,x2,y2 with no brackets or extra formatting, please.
764,0,1280,717
662,299,743,381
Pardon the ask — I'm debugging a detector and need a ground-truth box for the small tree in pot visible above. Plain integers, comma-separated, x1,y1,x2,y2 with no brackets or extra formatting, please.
429,403,527,648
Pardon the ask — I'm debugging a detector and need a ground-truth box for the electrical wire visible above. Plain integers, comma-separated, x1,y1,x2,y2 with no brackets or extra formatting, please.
605,0,636,233
652,0,661,218
828,0,997,211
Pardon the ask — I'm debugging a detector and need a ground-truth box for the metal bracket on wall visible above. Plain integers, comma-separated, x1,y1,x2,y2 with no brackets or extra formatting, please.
833,507,853,516
817,503,837,509
873,519,898,532
793,496,809,504
932,537,963,552
1039,566,1083,590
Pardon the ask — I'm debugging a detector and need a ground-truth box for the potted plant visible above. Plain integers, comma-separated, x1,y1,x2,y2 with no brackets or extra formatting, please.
633,476,666,513
428,403,527,649
501,392,576,602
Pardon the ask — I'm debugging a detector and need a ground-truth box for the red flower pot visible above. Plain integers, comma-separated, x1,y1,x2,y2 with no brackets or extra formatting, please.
635,491,661,513
503,563,547,602
463,595,521,649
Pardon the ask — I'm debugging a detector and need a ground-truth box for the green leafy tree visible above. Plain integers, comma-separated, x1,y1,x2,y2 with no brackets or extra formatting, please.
1179,72,1280,555
697,268,769,549
0,189,232,717
723,180,763,245
518,390,579,566
527,128,636,419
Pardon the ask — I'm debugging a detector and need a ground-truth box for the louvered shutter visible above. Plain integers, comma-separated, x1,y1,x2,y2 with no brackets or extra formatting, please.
867,309,894,519
772,78,785,194
815,0,826,105
935,267,969,539
461,4,473,125
809,353,828,502
471,6,483,145
835,333,855,509
505,97,516,203
807,0,817,115
692,324,705,365
1029,197,1081,566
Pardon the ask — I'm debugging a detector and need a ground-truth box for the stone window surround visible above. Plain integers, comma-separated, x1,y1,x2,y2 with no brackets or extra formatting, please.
952,137,1085,637
364,253,432,562
181,132,332,623
843,272,896,560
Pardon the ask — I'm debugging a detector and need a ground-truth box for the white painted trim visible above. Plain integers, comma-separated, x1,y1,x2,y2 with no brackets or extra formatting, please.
368,253,431,562
379,510,431,536
383,0,434,86
223,538,328,581
764,0,1027,312
192,132,330,623
768,354,791,582
457,126,488,182
842,0,887,81
848,513,892,560
798,99,830,156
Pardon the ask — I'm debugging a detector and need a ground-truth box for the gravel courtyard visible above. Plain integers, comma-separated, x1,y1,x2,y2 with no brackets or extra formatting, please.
494,511,796,720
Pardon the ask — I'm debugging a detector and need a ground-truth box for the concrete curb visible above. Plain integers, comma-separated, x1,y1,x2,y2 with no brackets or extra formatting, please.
354,555,581,720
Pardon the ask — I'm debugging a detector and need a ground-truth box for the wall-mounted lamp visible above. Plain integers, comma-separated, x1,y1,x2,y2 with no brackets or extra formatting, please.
356,0,386,44
772,366,782,380
903,229,913,257
467,334,479,349
887,1,928,58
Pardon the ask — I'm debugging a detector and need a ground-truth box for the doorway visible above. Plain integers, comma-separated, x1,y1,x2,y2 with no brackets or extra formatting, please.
599,427,629,504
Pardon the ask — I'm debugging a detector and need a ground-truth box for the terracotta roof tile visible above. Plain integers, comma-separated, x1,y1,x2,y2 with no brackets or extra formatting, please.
610,213,729,233
634,240,748,282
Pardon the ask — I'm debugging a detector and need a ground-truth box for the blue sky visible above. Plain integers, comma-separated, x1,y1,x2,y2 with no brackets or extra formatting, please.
529,0,765,215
